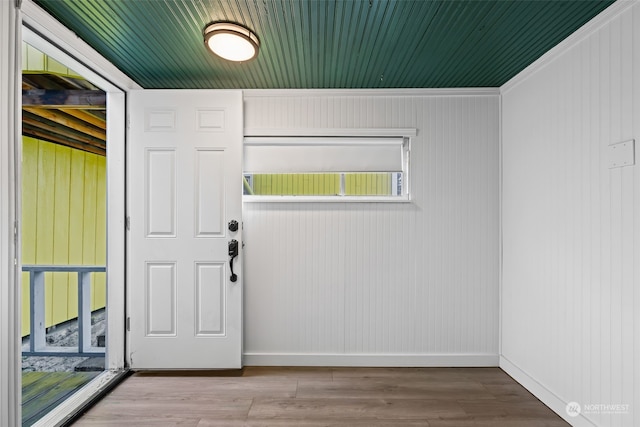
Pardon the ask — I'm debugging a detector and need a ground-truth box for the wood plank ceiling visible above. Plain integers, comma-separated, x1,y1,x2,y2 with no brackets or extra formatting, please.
24,0,614,154
33,0,615,89
22,72,106,156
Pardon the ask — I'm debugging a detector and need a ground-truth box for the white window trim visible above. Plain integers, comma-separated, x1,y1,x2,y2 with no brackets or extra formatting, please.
244,127,417,138
243,129,415,203
243,195,412,203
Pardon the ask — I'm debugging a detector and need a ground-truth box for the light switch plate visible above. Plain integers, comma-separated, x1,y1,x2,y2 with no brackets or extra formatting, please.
608,139,635,169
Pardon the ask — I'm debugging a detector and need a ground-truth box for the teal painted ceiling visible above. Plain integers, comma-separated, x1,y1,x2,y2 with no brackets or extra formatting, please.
34,0,615,89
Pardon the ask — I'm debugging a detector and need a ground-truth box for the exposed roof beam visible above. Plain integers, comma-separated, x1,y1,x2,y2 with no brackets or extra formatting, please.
22,89,105,109
23,107,106,141
22,115,105,149
24,107,106,141
23,74,67,90
23,126,105,156
60,109,106,130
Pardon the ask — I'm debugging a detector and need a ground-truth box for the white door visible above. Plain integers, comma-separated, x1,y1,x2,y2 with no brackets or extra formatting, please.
127,90,243,369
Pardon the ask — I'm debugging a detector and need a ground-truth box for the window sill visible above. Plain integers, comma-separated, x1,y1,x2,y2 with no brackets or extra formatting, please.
243,195,411,203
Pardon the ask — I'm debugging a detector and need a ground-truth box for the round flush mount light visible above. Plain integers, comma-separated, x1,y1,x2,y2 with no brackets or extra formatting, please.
204,22,260,62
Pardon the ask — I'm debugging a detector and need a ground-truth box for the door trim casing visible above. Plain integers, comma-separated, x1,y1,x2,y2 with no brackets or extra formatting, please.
0,2,21,426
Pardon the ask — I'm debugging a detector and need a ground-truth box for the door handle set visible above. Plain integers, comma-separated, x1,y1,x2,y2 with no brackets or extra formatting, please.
228,220,239,282
228,240,238,282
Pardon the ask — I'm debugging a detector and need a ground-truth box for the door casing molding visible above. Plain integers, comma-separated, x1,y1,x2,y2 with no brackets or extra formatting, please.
0,1,21,426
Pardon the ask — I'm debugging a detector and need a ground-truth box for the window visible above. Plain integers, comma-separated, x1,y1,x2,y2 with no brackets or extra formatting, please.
243,136,410,201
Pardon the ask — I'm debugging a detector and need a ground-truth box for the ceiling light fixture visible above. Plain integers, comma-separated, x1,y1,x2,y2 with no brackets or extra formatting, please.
203,22,260,62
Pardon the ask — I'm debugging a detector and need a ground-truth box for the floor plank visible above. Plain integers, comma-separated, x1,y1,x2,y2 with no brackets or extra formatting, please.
110,376,298,399
72,367,569,426
295,378,494,400
248,397,467,420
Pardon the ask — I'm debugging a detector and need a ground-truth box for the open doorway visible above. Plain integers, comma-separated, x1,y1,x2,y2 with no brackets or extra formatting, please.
16,14,129,424
20,41,107,426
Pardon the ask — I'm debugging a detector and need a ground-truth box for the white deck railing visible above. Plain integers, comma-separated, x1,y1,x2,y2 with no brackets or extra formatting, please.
22,265,106,358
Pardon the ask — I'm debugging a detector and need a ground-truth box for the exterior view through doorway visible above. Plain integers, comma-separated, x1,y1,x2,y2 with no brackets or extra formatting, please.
17,7,129,423
21,41,108,426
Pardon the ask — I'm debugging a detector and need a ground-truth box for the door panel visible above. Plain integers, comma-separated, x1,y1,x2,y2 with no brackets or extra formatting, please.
195,149,225,237
145,149,176,237
128,90,243,369
195,262,225,336
146,262,176,336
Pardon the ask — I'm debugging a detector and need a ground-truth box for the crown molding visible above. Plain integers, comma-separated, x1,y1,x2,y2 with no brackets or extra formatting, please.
244,88,500,98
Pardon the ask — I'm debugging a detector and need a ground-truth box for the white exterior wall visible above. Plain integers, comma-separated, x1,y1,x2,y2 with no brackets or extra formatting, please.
501,2,639,426
242,90,500,366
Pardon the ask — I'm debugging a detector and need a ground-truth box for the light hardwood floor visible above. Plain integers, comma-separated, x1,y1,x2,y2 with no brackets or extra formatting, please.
71,367,569,426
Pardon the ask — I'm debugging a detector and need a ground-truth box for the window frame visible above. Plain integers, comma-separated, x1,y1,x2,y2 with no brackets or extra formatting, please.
242,130,414,203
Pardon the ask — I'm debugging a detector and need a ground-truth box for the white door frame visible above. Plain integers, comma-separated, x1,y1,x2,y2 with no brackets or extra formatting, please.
0,2,21,426
0,0,141,425
21,27,129,370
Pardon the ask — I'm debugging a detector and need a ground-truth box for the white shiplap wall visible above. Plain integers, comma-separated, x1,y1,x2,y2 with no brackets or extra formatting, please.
242,90,500,366
501,2,639,426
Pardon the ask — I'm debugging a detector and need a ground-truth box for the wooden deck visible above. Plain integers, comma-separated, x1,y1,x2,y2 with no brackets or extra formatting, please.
22,371,99,427
72,367,569,426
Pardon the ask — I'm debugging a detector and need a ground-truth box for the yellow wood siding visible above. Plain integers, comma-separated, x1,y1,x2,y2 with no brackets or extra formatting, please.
252,174,340,196
21,138,106,336
250,173,393,196
22,41,78,76
345,173,392,196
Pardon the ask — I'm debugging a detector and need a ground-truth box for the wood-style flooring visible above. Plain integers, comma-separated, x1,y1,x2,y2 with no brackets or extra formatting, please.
72,367,569,426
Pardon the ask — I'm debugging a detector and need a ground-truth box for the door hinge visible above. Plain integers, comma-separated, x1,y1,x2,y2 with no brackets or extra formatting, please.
125,216,130,231
126,317,130,331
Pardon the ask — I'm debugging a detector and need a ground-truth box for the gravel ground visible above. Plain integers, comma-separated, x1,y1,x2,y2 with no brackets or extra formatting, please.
22,310,106,372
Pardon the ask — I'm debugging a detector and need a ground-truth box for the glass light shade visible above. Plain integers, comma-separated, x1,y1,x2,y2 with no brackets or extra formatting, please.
204,22,260,62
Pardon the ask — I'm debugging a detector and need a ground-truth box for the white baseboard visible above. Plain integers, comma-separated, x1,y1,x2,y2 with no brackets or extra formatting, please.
499,356,597,427
243,353,499,367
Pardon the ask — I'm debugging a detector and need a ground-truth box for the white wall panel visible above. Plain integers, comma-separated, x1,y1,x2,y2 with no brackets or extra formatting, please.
243,91,500,365
501,2,638,426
